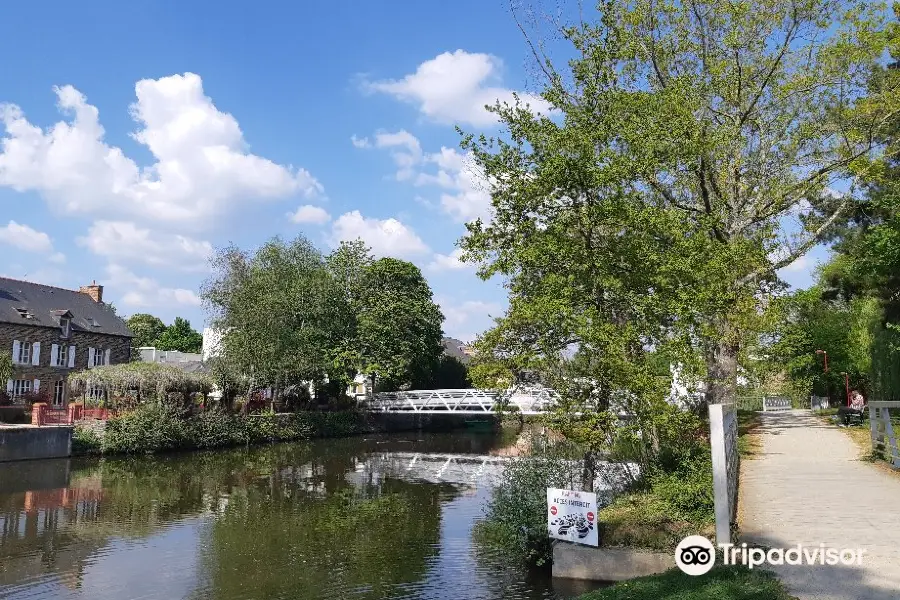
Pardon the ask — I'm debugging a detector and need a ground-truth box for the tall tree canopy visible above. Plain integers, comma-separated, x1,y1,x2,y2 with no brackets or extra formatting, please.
155,317,204,354
462,0,900,407
126,313,168,348
354,258,445,391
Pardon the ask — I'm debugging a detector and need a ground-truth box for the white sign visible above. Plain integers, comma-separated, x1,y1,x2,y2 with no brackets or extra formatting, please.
547,488,598,546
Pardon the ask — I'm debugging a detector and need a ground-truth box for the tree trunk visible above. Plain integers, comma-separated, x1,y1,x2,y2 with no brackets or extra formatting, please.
706,332,740,406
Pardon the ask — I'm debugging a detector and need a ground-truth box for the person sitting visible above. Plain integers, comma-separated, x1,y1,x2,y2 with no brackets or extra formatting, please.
837,391,866,426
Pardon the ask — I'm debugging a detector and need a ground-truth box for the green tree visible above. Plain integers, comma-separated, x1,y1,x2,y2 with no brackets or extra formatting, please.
460,0,899,412
0,351,12,389
202,236,346,405
355,258,444,391
431,355,471,389
126,313,167,348
155,317,204,354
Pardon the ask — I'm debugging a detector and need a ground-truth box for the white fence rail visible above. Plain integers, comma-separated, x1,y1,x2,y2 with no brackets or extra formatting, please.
869,401,900,470
709,401,739,545
762,396,792,412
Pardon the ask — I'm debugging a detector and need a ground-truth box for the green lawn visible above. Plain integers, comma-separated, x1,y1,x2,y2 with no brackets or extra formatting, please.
576,566,797,600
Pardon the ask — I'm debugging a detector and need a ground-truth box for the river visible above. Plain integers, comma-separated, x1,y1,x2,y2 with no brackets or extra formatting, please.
0,430,604,600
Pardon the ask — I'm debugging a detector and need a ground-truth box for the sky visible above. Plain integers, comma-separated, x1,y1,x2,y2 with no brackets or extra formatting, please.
0,0,821,342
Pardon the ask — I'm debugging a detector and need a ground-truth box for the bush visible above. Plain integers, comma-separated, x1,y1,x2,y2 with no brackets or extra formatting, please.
647,450,715,525
0,390,11,406
21,390,51,405
72,425,102,455
97,405,369,454
474,452,582,568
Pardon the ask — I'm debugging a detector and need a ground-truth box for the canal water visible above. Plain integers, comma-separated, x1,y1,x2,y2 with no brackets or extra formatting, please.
0,431,602,600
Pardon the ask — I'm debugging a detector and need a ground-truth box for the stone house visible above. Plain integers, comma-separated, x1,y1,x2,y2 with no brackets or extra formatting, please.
0,278,133,408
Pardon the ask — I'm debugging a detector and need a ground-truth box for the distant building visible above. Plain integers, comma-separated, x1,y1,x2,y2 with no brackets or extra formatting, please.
442,337,473,364
138,347,203,364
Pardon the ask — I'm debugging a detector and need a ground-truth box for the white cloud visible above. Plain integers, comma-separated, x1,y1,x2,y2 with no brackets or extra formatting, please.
354,129,423,181
0,73,322,227
77,220,212,271
781,254,811,274
105,264,201,308
428,248,471,271
438,298,504,341
417,147,492,223
350,134,371,148
364,50,552,127
0,220,66,262
329,210,428,258
289,204,331,224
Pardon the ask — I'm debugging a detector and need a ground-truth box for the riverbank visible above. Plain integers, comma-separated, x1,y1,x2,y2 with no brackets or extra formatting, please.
73,405,496,456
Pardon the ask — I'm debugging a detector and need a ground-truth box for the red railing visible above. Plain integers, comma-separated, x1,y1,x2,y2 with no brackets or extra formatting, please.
30,403,123,426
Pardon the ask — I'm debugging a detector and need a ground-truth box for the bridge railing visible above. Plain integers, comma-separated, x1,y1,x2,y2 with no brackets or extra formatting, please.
361,387,559,414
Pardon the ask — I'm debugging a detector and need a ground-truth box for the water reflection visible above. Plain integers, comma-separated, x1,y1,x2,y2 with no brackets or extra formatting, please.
0,432,600,600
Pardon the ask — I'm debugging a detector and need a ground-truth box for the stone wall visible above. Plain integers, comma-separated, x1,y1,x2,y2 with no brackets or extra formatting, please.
0,323,131,404
552,544,675,581
0,426,72,462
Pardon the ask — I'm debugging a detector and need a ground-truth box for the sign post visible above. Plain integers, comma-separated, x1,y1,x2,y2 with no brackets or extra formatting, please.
546,488,599,547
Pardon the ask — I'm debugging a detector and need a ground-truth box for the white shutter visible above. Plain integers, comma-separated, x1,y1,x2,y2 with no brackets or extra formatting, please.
33,379,40,392
5,379,12,394
104,349,111,365
32,342,41,366
68,346,76,368
88,347,96,368
12,340,20,363
51,344,59,367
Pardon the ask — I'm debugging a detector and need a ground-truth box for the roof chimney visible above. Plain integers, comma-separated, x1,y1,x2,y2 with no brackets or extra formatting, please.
79,280,103,303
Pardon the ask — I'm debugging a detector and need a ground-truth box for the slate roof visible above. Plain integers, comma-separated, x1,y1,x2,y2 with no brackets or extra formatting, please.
442,337,473,364
0,277,133,338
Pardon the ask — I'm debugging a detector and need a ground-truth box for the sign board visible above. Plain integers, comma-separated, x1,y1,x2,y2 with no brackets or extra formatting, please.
547,488,598,546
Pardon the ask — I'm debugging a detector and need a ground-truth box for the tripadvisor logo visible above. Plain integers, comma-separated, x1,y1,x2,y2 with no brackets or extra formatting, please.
675,535,867,576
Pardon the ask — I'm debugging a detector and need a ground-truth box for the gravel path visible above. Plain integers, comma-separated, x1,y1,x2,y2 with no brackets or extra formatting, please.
740,409,900,600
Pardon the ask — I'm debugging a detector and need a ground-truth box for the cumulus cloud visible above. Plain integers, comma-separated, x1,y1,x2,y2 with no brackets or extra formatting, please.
350,134,371,149
428,248,471,271
437,298,505,341
0,73,322,227
77,220,212,271
0,220,65,262
329,210,428,258
364,50,552,127
105,264,201,308
353,129,423,181
289,204,331,224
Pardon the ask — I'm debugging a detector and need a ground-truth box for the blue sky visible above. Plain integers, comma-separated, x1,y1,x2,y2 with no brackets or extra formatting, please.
0,0,820,341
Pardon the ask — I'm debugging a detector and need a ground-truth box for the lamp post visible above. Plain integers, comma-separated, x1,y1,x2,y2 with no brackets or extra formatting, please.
815,349,829,372
840,372,851,407
815,349,829,400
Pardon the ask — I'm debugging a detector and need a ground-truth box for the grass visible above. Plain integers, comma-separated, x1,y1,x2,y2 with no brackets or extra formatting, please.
576,566,797,600
737,410,763,459
597,491,714,550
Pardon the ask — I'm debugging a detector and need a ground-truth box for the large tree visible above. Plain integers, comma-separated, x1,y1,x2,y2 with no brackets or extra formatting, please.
462,0,899,407
126,313,167,348
202,236,346,403
354,258,445,391
155,317,204,354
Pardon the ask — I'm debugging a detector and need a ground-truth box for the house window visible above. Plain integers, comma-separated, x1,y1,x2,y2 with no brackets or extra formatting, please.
53,380,66,407
86,384,105,402
60,317,71,338
90,348,105,367
16,342,31,365
12,379,33,399
56,345,68,367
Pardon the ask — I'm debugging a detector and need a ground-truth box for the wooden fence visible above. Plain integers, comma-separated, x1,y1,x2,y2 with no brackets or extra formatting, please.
869,401,900,470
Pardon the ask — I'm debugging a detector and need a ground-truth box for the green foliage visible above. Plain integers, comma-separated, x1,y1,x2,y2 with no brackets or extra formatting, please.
72,426,102,455
431,355,471,389
67,361,213,406
126,313,167,348
576,565,795,600
97,405,369,454
354,257,445,391
475,452,582,567
460,0,899,421
647,452,714,525
0,350,12,384
155,317,203,353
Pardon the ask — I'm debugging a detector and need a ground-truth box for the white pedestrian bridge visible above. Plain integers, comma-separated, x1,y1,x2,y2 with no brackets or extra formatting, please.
360,387,559,415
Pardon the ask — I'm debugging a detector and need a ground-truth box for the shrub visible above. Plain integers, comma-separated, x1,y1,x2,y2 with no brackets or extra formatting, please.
474,452,582,567
0,390,10,406
21,390,51,405
647,450,715,525
102,404,188,453
72,425,102,455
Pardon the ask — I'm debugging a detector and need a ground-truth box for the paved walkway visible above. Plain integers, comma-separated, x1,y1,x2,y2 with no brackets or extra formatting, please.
741,410,900,600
